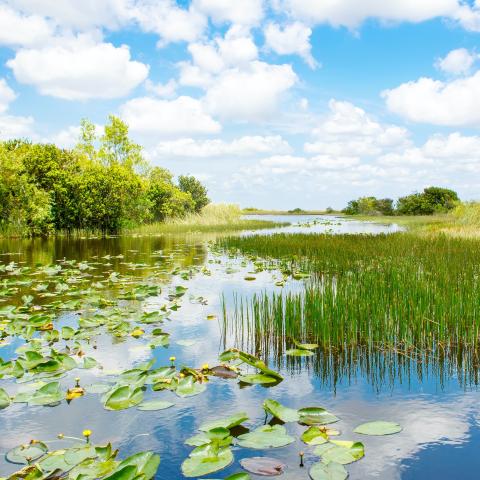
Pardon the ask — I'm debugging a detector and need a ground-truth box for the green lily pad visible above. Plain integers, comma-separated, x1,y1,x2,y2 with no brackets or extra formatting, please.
6,442,49,465
238,374,278,384
200,412,249,432
298,407,339,426
181,444,233,478
103,385,144,410
186,428,232,447
137,400,175,411
309,461,348,480
353,421,402,436
285,349,314,357
293,339,319,350
175,376,206,397
314,441,365,465
301,426,329,445
104,451,160,480
236,425,295,449
28,381,63,406
263,399,299,422
0,387,11,409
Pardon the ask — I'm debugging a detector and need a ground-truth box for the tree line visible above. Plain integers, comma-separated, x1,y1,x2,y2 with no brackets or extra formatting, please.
343,187,459,216
0,116,209,236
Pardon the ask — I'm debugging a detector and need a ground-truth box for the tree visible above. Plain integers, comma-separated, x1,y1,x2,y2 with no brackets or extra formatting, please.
98,115,146,172
397,187,459,215
342,197,394,216
148,168,194,221
178,175,210,212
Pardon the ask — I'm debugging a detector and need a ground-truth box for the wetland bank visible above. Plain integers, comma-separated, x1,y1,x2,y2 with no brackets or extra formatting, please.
0,215,479,480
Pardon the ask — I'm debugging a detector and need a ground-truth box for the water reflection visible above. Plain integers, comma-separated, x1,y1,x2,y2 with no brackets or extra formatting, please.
0,222,479,480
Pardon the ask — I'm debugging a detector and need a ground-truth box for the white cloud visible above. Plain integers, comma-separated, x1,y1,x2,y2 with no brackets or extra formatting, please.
264,22,317,68
193,0,264,26
145,79,177,98
0,5,54,47
7,35,149,100
0,114,35,140
305,99,410,156
152,135,291,157
204,61,297,121
273,0,459,28
0,79,17,114
119,96,221,137
260,154,359,171
383,71,480,126
435,48,477,75
132,0,206,46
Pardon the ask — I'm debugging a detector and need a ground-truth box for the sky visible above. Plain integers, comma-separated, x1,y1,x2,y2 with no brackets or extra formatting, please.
1,1,480,209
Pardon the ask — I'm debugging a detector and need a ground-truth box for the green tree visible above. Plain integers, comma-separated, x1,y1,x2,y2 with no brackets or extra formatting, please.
396,187,459,215
147,168,194,221
178,175,210,212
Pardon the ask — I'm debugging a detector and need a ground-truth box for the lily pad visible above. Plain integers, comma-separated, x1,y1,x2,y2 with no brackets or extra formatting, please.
240,457,286,476
103,385,144,410
309,461,348,480
293,339,319,350
176,376,206,397
0,387,11,409
298,407,339,426
237,425,295,449
301,426,329,445
353,421,402,436
200,412,249,432
314,441,365,465
263,399,299,422
137,400,175,411
182,444,233,478
285,348,314,357
238,374,278,384
6,442,49,465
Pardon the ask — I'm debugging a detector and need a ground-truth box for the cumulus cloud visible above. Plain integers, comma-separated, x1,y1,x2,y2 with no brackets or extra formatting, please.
305,99,410,156
152,135,292,157
0,4,54,47
0,114,35,140
132,0,207,46
436,48,477,75
264,22,317,68
145,79,177,98
6,35,149,100
193,0,264,26
272,0,460,28
119,96,221,137
383,71,480,126
0,79,17,114
204,61,297,121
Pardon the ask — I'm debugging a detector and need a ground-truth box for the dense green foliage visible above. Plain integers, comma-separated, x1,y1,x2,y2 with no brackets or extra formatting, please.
0,116,209,236
344,187,458,216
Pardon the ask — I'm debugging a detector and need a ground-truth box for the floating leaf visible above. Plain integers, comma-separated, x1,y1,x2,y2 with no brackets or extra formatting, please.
240,457,286,476
137,400,174,411
293,339,319,350
28,382,63,406
186,428,232,447
239,374,278,384
309,461,348,480
353,421,402,436
314,441,365,465
103,385,144,410
6,442,49,465
285,349,314,357
263,399,299,422
200,412,249,432
237,425,294,449
176,376,206,397
104,451,160,480
0,387,11,409
181,444,233,478
301,426,329,445
298,407,339,426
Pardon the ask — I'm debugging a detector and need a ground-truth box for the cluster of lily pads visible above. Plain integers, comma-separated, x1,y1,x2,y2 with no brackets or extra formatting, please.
177,396,402,479
2,431,160,480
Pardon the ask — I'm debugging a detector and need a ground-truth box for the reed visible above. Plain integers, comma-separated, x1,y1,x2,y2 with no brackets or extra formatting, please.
219,233,480,387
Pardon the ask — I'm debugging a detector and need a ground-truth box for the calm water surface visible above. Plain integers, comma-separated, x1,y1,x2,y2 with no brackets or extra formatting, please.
0,216,478,479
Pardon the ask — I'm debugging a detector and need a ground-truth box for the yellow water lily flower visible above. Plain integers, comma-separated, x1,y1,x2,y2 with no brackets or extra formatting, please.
83,429,92,438
169,356,176,362
201,363,209,370
131,328,145,338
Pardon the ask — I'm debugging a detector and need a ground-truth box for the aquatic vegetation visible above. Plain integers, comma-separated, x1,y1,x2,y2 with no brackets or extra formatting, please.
353,421,402,436
219,232,480,387
4,436,160,480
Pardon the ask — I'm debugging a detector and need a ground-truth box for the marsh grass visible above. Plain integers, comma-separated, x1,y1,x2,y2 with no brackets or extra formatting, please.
131,204,288,235
220,233,480,387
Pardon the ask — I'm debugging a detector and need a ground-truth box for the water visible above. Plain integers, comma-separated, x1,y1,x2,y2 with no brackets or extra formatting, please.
0,216,478,479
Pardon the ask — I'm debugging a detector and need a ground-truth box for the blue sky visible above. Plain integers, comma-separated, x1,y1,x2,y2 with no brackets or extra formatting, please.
1,1,480,209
